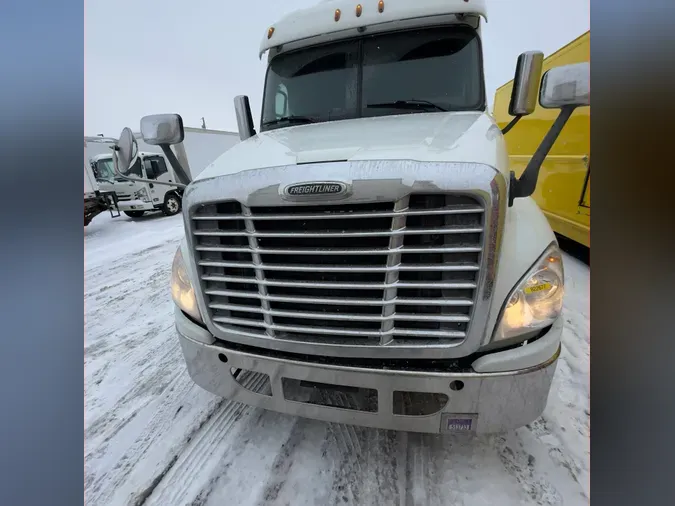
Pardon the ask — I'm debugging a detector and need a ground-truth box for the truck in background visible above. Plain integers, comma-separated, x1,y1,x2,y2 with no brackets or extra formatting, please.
493,31,590,248
84,139,120,226
86,126,239,219
111,0,590,434
92,151,185,217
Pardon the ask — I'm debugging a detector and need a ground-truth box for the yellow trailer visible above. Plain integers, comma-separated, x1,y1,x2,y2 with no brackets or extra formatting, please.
493,31,590,247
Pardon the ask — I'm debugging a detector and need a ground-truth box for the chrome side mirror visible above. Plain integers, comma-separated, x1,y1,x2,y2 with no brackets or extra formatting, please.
508,61,591,205
111,121,190,189
508,51,545,116
540,62,590,109
140,114,185,145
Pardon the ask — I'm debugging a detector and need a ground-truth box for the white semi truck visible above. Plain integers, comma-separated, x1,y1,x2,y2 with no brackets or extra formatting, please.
87,127,239,218
113,0,589,433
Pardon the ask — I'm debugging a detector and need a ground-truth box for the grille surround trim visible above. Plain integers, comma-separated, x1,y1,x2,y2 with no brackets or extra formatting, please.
183,160,506,359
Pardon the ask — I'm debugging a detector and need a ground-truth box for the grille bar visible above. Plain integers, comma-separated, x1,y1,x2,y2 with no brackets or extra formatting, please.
195,245,482,255
198,260,480,273
241,204,276,337
210,317,466,339
380,196,408,344
201,275,476,290
193,226,483,238
204,289,474,307
208,303,470,323
192,205,484,221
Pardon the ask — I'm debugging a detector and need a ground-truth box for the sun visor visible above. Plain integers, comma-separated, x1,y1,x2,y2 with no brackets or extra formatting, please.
258,0,488,59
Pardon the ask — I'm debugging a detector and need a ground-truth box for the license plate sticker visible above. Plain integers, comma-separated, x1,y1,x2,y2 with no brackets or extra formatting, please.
441,413,478,433
524,282,552,294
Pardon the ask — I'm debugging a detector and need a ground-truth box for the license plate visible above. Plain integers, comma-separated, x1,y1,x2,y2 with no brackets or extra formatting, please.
440,413,478,433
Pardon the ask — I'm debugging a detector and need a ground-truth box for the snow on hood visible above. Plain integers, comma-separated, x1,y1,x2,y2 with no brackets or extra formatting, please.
195,111,507,181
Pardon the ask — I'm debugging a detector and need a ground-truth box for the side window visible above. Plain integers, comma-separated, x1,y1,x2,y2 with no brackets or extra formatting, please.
154,157,168,177
142,158,156,179
126,158,143,178
275,84,288,118
143,156,168,179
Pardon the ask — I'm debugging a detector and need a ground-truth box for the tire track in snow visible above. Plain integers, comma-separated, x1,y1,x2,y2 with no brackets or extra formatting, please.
256,417,315,505
323,392,368,505
404,432,439,506
187,408,300,506
143,372,273,506
495,433,564,505
251,390,404,506
87,369,210,506
112,390,227,506
85,327,181,446
331,426,403,506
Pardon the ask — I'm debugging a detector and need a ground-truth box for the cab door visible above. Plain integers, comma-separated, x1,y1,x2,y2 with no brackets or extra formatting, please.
125,157,149,197
142,155,173,206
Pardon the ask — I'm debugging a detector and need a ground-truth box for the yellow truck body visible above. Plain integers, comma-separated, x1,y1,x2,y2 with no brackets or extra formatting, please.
493,31,590,247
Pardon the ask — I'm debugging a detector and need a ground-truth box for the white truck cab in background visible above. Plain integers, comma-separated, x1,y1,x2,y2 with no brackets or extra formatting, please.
113,0,589,434
84,139,120,226
92,151,183,217
86,127,239,219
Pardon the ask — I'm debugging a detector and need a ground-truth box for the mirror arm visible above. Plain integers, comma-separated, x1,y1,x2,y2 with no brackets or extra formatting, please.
508,105,577,206
159,145,192,186
110,146,188,189
500,115,522,135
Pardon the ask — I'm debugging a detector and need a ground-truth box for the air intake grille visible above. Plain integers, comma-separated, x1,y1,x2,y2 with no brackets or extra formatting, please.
190,194,484,346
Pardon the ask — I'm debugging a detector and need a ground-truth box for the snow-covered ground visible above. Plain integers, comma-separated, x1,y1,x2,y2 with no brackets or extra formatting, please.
85,212,590,506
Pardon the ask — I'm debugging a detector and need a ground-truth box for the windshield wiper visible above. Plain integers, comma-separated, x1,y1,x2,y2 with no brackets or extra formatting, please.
262,115,316,127
366,99,448,112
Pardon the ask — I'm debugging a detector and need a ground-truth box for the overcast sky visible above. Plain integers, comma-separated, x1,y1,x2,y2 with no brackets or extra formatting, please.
85,0,589,137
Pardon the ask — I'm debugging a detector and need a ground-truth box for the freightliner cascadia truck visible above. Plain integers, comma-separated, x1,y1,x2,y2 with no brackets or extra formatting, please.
112,0,589,434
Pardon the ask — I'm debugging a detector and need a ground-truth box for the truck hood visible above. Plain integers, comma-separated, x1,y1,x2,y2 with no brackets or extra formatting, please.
196,111,508,181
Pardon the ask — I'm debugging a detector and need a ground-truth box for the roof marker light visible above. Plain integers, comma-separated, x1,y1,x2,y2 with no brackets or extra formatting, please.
378,1,384,13
267,27,274,39
356,4,362,17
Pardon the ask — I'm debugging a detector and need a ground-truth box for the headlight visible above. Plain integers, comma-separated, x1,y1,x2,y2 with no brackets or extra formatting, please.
493,243,564,342
171,248,203,323
134,187,149,201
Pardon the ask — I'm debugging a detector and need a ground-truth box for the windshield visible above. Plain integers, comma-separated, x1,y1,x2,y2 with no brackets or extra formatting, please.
95,157,143,182
93,158,117,181
261,26,484,131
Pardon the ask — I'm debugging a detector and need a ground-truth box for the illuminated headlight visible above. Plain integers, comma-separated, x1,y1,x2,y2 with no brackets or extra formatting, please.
493,244,564,342
134,187,149,201
171,248,203,324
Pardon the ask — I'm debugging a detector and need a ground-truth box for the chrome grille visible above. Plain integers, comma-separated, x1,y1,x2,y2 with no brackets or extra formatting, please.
190,194,485,346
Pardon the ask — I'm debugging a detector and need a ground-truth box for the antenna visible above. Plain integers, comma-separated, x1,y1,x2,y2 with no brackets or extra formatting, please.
201,117,206,129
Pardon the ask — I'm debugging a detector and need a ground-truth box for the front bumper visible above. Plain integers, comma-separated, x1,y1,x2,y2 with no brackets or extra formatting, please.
176,309,561,434
117,199,156,211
